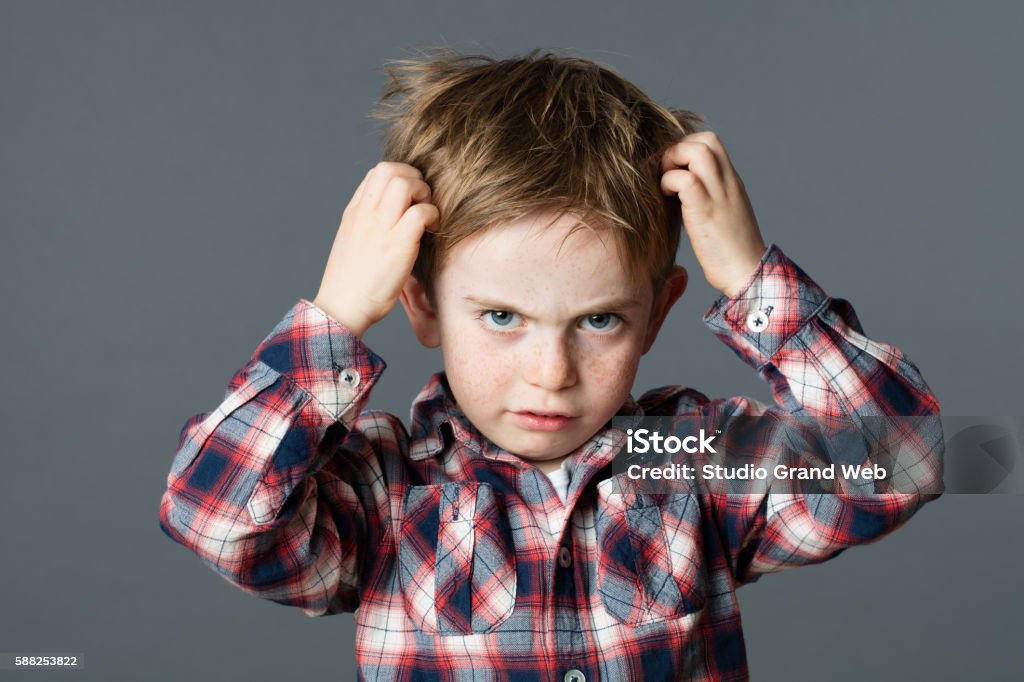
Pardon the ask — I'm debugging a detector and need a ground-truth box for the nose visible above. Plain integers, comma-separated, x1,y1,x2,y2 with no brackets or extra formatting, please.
522,330,578,391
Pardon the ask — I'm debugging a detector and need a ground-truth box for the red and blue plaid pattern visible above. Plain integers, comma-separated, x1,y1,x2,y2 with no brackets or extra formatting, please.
159,243,942,680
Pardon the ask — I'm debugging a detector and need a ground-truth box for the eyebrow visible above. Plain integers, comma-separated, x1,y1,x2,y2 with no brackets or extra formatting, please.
461,294,644,317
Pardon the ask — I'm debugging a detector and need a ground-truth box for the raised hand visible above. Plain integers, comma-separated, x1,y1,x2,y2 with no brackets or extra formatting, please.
660,131,767,298
313,162,439,337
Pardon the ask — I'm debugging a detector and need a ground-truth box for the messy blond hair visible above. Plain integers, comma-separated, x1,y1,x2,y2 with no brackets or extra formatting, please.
369,47,705,301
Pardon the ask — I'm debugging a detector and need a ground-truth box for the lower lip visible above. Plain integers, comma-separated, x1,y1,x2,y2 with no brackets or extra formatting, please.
511,412,577,431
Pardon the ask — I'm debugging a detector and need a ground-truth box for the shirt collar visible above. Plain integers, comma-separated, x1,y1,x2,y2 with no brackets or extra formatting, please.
407,371,646,466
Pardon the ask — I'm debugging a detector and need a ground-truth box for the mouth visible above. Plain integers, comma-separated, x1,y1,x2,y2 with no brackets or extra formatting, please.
511,410,578,432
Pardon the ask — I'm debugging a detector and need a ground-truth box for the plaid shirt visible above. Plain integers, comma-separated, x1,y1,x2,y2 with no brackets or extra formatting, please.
159,243,942,681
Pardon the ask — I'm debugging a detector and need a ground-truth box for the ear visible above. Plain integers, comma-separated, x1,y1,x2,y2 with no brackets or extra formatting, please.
399,274,441,348
642,265,687,355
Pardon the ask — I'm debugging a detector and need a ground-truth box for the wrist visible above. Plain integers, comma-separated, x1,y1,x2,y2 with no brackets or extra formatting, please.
311,295,371,338
716,240,768,298
716,263,759,298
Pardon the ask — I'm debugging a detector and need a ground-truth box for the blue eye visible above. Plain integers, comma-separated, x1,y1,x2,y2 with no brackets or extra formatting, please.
483,310,521,329
581,313,620,332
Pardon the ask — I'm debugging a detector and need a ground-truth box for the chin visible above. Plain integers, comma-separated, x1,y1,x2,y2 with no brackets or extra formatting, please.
511,432,580,459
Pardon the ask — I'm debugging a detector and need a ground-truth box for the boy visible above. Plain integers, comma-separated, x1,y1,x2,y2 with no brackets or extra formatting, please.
159,48,943,681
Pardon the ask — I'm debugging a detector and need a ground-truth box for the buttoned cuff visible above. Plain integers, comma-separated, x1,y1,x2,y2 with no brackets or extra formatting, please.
702,243,830,369
252,298,386,423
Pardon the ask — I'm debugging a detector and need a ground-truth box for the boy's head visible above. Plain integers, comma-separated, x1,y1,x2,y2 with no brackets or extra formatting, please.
371,47,701,468
370,47,704,304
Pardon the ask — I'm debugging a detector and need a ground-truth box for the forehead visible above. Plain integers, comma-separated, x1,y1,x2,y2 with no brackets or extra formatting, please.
437,212,648,303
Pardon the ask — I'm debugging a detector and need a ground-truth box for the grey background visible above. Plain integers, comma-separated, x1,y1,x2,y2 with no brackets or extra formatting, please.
2,1,1021,680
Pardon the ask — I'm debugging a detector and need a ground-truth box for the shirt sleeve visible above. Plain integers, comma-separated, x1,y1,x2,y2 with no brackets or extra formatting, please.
158,298,389,616
696,243,944,585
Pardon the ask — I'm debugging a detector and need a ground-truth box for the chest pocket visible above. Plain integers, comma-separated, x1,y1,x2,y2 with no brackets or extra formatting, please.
398,481,517,635
595,478,707,627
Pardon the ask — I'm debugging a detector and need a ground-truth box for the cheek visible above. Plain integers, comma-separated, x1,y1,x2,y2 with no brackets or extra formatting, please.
580,340,643,395
585,352,636,390
442,329,516,400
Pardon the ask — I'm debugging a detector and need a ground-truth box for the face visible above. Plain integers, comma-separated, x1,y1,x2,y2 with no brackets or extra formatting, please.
401,211,686,471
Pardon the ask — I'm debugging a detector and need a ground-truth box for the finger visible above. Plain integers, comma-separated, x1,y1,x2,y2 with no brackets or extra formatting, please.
380,161,424,179
670,131,746,196
660,164,696,195
678,131,733,170
660,141,726,201
378,177,433,230
362,162,425,210
661,139,709,173
394,202,440,245
351,173,371,205
660,168,712,213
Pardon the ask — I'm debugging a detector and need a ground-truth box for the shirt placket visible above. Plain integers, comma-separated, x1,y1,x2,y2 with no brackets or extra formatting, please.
547,430,630,680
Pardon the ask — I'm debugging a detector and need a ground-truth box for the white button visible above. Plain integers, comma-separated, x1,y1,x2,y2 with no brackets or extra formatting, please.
557,545,572,568
746,310,770,332
563,669,586,682
338,368,360,388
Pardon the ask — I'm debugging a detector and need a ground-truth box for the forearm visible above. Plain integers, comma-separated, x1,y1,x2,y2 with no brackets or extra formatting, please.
703,243,940,418
159,299,388,613
699,245,943,582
